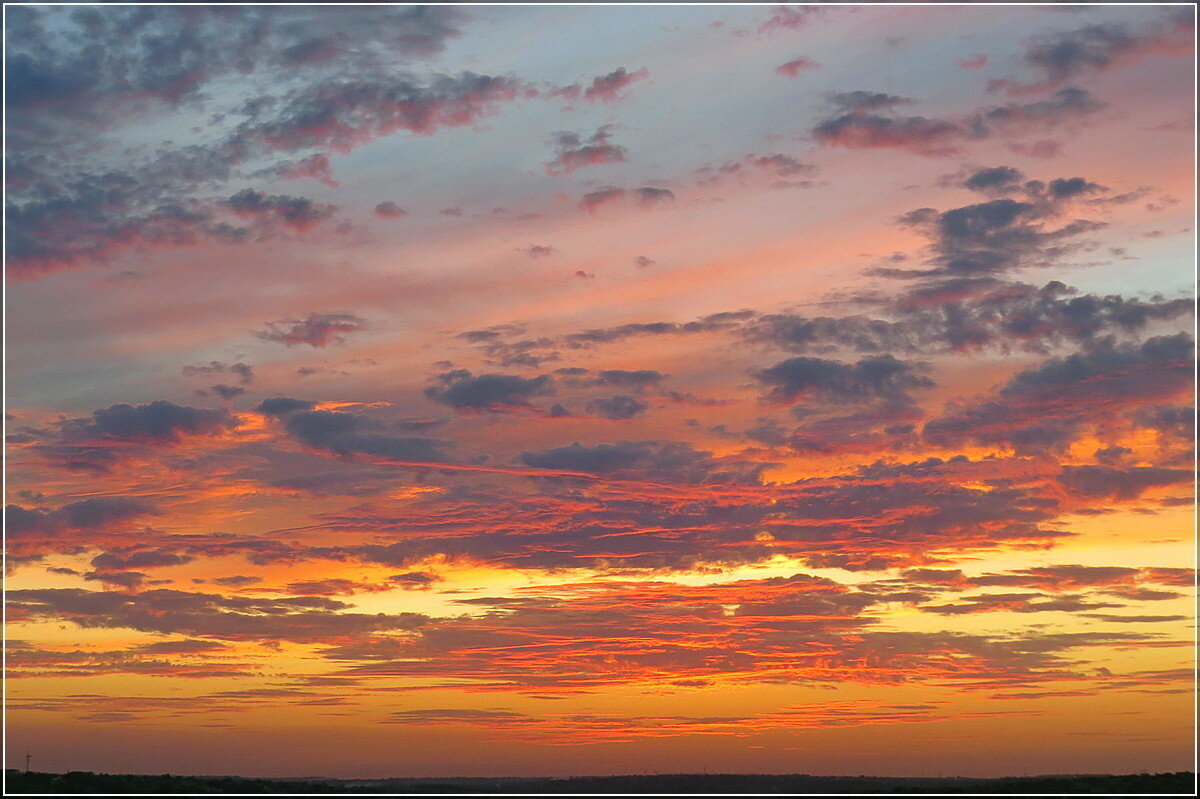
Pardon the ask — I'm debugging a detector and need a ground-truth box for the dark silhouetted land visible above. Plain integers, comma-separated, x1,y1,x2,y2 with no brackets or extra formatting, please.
4,769,1195,794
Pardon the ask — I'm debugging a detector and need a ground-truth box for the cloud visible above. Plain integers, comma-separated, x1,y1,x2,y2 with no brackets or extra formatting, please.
557,368,666,392
260,153,339,187
464,280,1189,381
313,574,1171,696
5,6,472,277
757,354,933,405
424,370,554,412
31,401,237,473
812,88,1105,156
773,399,924,456
6,188,248,279
889,173,1115,281
385,708,535,726
579,186,675,213
586,395,649,420
812,91,964,156
232,72,536,154
759,6,822,34
225,189,337,232
975,88,1107,134
6,498,159,541
255,312,366,347
997,13,1194,93
924,334,1194,454
750,154,817,178
6,639,249,680
6,152,350,278
281,409,454,463
205,384,246,401
373,201,408,219
776,56,820,77
828,91,912,114
91,547,194,576
919,592,1122,616
519,440,761,484
962,166,1025,193
208,575,264,589
965,565,1155,592
255,397,316,417
1058,465,1191,501
459,326,559,369
546,126,627,175
182,361,255,384
554,67,649,104
523,245,557,259
8,587,428,643
5,6,465,117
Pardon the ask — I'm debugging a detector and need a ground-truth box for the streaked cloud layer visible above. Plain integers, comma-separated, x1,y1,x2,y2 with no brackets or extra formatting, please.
5,3,1194,779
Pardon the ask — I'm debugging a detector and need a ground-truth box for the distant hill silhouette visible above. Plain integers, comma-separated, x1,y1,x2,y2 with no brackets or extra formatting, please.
5,769,1195,794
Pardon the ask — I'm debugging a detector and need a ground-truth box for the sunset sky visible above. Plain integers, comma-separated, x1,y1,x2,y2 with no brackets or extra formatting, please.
4,2,1196,780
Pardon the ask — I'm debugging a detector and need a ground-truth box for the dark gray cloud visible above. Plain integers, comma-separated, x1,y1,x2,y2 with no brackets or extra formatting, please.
546,126,627,175
579,186,675,212
924,334,1193,454
995,12,1194,91
878,169,1133,293
31,401,236,472
209,575,264,589
750,154,817,178
523,245,557,259
963,166,1025,193
1133,405,1194,442
464,280,1189,381
281,410,453,463
255,312,366,347
919,592,1122,616
5,6,464,117
91,547,194,573
208,384,246,401
812,88,1105,156
182,361,255,384
232,72,533,153
225,188,337,232
86,401,234,442
595,369,666,390
556,368,667,392
374,201,408,219
458,325,559,369
1058,465,1191,500
698,153,819,187
5,6,470,277
8,587,428,642
757,354,933,404
6,182,250,278
779,399,923,455
424,370,554,412
519,440,763,485
586,395,649,420
258,153,339,187
6,497,158,541
256,397,316,417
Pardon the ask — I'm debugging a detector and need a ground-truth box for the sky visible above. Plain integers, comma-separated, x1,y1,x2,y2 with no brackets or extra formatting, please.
3,2,1196,781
